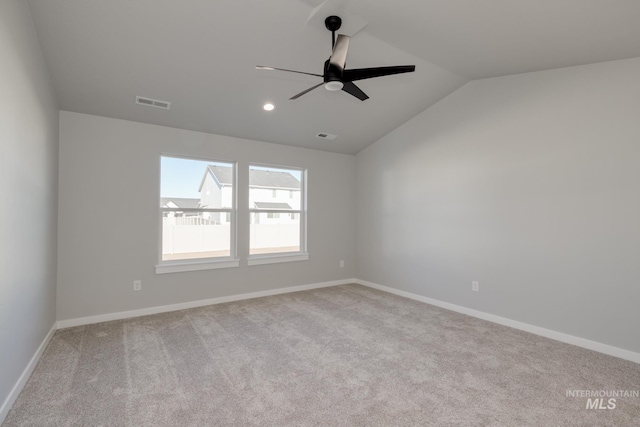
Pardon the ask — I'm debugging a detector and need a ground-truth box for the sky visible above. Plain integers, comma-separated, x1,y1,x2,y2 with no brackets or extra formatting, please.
161,156,221,198
161,156,302,199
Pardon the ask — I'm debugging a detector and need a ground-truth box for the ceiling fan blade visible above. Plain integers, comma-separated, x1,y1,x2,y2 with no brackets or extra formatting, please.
289,82,324,100
341,82,369,101
342,65,415,82
329,35,350,72
256,65,323,78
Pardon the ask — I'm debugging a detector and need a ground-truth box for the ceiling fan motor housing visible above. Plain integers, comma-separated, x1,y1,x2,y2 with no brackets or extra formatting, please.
324,59,342,80
323,59,344,91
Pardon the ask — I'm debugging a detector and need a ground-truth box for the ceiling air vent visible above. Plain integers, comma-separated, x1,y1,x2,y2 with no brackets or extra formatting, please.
135,96,171,110
315,132,337,140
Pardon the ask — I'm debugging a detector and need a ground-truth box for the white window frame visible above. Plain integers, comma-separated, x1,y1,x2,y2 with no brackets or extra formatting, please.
156,154,239,274
248,163,308,266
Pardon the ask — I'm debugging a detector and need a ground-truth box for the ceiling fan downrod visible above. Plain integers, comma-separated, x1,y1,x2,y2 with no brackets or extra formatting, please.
325,15,342,48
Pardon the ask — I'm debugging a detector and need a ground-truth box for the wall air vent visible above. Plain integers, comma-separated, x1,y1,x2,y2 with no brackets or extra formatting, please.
315,132,337,140
135,96,171,110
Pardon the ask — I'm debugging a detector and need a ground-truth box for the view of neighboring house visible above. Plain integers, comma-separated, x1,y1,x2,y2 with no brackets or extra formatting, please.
199,165,301,223
160,197,207,226
198,165,233,224
161,164,302,259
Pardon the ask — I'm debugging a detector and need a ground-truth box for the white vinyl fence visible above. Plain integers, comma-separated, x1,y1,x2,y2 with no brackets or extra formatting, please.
249,223,300,252
162,223,230,256
162,220,299,258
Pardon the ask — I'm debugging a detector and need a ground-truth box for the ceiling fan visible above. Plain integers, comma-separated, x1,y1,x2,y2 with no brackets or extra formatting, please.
256,16,416,101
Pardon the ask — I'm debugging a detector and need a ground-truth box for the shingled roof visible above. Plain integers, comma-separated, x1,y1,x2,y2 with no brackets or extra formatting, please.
161,197,201,209
202,165,300,190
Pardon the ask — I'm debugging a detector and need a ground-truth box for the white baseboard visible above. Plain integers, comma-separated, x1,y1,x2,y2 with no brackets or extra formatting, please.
355,279,640,364
57,278,357,329
0,323,57,424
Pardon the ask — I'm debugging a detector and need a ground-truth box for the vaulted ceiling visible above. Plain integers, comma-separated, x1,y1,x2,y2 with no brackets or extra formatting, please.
27,0,640,154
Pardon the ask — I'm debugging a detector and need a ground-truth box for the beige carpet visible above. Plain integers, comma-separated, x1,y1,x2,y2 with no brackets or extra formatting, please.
4,284,639,426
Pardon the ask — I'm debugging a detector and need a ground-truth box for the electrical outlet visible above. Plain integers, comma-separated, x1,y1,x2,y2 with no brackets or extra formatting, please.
133,280,142,291
340,260,345,268
472,281,479,292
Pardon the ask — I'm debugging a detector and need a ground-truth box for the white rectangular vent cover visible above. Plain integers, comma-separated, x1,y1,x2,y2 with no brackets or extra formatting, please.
316,132,337,140
136,96,171,110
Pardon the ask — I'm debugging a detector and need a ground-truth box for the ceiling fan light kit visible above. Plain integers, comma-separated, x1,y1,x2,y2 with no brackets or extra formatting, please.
256,15,415,101
324,81,344,91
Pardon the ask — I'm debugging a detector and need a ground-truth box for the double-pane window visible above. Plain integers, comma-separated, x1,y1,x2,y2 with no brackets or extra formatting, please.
160,156,235,263
158,157,306,272
249,165,305,256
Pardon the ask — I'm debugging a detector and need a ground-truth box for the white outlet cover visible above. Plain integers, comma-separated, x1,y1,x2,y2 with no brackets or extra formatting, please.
472,281,479,291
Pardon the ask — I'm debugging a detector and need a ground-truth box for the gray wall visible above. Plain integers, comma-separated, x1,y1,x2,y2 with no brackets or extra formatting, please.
356,58,640,353
57,112,356,321
0,0,59,411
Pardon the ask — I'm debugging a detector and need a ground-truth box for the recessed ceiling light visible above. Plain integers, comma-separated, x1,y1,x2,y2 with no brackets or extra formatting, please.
263,103,275,111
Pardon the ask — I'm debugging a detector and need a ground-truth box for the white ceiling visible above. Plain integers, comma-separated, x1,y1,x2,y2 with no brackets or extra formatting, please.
27,0,640,155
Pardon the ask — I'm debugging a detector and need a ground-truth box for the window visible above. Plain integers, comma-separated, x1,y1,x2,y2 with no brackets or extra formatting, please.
249,164,307,263
157,155,237,273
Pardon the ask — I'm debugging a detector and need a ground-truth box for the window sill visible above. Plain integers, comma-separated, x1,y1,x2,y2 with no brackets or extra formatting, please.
155,258,240,274
247,253,309,266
